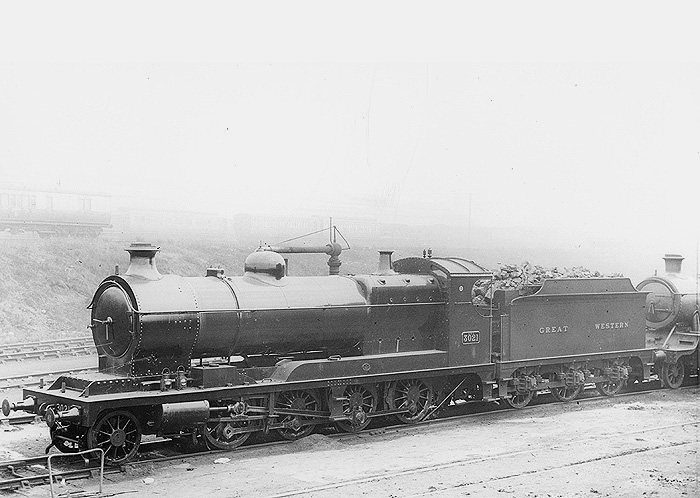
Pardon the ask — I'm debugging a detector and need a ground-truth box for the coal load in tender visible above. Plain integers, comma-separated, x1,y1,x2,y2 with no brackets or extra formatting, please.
472,262,623,304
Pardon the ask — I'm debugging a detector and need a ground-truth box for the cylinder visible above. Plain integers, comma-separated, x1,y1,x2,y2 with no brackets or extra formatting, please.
158,401,210,435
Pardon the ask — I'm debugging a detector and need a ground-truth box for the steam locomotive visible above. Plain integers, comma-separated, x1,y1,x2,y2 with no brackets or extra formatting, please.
3,244,698,465
636,254,700,387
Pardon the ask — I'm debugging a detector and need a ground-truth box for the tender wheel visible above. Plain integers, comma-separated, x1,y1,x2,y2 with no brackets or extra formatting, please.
335,384,377,433
275,390,320,440
660,360,685,389
502,372,535,409
550,384,582,402
547,372,582,403
50,423,87,453
387,379,433,424
204,419,251,450
503,389,534,409
88,410,141,465
595,369,625,396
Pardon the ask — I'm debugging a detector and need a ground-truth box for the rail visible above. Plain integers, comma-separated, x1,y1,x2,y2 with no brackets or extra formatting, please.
0,367,98,390
0,450,113,491
0,336,95,363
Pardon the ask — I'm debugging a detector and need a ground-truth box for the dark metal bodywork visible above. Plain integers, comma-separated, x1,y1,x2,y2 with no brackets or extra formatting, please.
504,278,647,361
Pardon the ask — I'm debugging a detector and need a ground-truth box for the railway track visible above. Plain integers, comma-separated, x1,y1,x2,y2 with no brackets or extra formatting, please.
2,382,695,492
0,336,95,364
0,437,192,491
0,453,104,491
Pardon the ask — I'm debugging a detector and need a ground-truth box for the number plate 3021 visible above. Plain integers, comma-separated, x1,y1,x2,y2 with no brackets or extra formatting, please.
461,331,480,345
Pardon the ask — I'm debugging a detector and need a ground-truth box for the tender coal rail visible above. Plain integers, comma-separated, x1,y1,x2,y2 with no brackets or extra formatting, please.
0,337,95,363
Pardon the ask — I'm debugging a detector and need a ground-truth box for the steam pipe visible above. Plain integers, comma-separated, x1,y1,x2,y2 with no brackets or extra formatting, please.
259,243,343,257
258,242,343,275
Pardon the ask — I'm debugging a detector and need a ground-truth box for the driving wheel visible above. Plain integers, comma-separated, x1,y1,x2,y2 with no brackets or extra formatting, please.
335,384,377,433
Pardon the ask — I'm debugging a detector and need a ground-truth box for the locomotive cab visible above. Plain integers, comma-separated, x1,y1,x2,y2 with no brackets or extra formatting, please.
392,256,494,368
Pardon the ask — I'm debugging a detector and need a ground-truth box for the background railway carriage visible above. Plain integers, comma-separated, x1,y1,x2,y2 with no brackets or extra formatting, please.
0,185,111,236
0,244,668,465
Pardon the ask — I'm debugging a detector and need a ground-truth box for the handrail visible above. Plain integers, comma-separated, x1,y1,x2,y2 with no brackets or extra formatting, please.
48,448,104,498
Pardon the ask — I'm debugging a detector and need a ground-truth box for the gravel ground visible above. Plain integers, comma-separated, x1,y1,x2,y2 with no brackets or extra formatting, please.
1,385,698,497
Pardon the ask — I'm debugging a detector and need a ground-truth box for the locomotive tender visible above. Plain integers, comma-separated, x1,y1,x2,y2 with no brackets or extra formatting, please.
3,244,697,465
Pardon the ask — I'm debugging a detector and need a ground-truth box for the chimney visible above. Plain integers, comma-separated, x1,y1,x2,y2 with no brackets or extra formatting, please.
125,242,162,280
663,254,684,274
377,250,395,274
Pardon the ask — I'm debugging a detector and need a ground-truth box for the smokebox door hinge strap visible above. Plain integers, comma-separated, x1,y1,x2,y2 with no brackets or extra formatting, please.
90,316,113,340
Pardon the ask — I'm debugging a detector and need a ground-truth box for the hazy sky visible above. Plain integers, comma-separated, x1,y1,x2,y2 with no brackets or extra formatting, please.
2,64,697,227
1,3,698,270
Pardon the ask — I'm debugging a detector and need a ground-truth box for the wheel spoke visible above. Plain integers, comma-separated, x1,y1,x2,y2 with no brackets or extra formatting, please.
336,384,377,434
205,417,252,450
389,379,433,424
661,361,685,389
88,410,141,465
275,390,320,441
